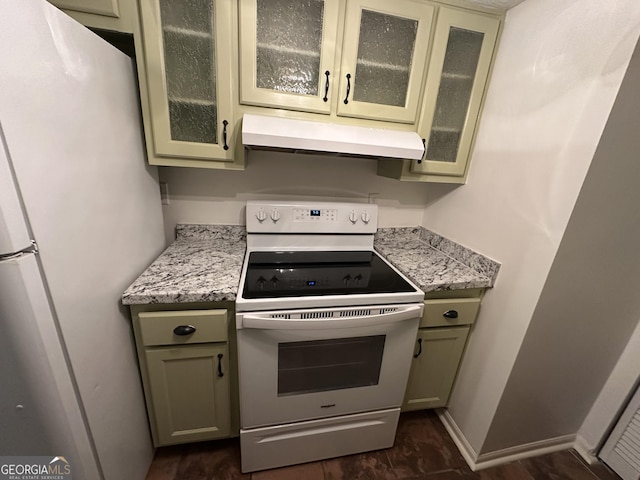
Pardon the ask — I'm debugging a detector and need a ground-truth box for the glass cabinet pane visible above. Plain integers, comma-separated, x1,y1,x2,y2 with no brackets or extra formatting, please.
159,0,218,144
353,10,418,107
278,335,385,396
255,0,324,95
426,27,484,162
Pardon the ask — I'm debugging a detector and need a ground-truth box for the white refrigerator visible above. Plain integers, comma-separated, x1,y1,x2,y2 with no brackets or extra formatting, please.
0,1,166,479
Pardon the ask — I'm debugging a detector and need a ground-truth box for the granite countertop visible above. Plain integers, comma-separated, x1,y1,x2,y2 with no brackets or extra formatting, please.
122,225,500,305
122,225,246,305
374,228,500,293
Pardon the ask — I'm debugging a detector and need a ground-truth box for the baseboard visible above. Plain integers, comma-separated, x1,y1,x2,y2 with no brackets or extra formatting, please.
436,409,577,471
436,409,480,469
573,434,599,465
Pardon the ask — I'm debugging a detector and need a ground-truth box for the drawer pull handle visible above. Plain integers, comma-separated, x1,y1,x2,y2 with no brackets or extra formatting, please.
343,73,351,104
418,138,426,164
443,310,459,319
217,353,224,377
413,338,422,358
173,325,196,336
323,70,330,102
222,120,229,151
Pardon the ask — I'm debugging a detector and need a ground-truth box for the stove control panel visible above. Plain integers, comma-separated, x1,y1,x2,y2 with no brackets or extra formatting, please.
246,201,378,234
293,207,337,222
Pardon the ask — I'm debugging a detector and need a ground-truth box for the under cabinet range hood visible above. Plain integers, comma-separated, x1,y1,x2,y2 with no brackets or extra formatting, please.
241,113,425,160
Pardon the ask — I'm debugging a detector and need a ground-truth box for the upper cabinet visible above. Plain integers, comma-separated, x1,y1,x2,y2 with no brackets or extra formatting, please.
136,0,244,169
337,0,434,123
378,6,500,183
412,7,499,176
239,0,340,114
239,0,435,124
48,0,134,32
129,0,501,175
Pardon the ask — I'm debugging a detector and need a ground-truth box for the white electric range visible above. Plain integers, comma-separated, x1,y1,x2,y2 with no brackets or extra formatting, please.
235,200,424,473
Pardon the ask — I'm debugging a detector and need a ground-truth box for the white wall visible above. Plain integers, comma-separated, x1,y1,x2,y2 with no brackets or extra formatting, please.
573,48,640,450
158,149,439,243
420,0,640,454
483,34,640,452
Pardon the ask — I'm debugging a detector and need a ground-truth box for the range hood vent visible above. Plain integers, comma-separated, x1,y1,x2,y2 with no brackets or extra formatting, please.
241,113,424,160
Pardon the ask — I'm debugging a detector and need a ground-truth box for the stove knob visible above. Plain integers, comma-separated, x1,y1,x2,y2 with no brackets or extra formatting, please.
256,208,267,222
271,208,281,222
256,276,266,288
349,210,358,224
343,274,351,285
361,211,371,224
354,274,363,285
270,276,279,286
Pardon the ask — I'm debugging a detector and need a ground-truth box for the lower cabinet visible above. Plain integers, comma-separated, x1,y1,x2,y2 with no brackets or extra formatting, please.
129,295,481,447
404,327,469,410
403,296,481,410
146,344,231,445
130,305,236,446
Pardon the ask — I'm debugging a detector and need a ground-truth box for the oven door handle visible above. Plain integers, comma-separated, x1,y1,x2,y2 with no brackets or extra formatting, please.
240,304,423,330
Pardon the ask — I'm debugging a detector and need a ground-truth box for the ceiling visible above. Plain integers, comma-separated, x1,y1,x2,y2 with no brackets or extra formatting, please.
461,0,527,10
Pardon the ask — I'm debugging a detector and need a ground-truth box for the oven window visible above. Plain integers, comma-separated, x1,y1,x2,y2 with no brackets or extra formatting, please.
278,335,385,396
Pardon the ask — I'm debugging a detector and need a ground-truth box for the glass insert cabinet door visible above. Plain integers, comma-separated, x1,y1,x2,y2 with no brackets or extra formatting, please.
337,0,435,124
239,0,340,114
411,7,500,177
138,0,235,161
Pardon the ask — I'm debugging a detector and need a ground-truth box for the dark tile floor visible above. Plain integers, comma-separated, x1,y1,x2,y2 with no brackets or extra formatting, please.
145,410,621,480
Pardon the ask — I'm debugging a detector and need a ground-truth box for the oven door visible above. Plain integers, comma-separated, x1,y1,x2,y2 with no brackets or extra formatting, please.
236,303,423,429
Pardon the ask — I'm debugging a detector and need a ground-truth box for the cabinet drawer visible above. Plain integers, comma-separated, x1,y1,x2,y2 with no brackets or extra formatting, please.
138,310,228,347
420,298,480,328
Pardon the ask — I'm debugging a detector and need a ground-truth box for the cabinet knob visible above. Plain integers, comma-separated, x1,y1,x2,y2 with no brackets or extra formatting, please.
443,310,459,319
173,325,196,336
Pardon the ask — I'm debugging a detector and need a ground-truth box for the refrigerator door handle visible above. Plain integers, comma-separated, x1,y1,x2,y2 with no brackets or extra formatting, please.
0,240,37,261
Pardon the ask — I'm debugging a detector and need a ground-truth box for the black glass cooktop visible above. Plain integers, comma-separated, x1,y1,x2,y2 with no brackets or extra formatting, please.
242,250,416,299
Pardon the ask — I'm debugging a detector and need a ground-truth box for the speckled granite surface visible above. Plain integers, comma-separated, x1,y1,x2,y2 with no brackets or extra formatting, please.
122,225,246,305
374,227,500,292
122,224,500,305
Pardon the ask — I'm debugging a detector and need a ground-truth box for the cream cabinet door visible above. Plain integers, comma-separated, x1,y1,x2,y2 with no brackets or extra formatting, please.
337,0,434,124
48,0,133,32
146,344,231,446
411,7,500,177
403,327,469,411
138,0,235,162
239,0,341,114
49,0,118,16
